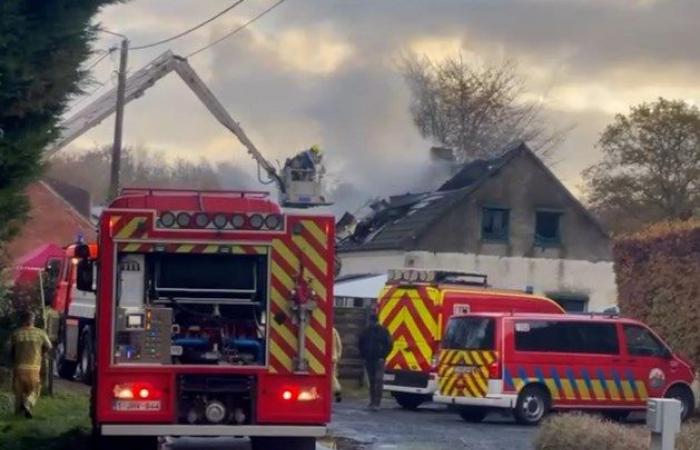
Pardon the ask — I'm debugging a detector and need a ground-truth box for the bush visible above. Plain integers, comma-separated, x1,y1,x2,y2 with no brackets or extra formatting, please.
614,220,700,369
534,413,648,450
677,421,700,450
535,413,700,450
0,282,45,367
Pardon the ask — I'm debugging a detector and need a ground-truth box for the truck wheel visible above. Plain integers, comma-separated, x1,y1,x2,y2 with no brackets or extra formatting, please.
55,340,77,380
93,435,158,450
665,385,695,421
250,437,315,450
78,328,94,385
458,406,488,423
513,385,550,426
392,392,426,410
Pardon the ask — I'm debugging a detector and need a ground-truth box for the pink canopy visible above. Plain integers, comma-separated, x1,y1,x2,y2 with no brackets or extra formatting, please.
12,243,65,285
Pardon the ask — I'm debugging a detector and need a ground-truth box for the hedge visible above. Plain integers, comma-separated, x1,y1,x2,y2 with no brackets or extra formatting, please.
613,220,700,368
534,413,700,450
534,413,647,450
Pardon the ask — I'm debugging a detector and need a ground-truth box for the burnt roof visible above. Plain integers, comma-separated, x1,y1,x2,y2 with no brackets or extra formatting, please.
338,144,523,252
338,142,608,253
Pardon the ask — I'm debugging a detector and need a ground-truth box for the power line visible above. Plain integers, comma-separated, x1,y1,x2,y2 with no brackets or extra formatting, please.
131,0,247,51
83,48,116,72
186,0,288,58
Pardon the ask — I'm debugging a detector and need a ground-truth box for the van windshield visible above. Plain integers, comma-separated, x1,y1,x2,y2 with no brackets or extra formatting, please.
443,317,494,350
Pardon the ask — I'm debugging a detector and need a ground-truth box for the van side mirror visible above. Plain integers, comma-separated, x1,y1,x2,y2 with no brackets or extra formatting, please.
76,259,95,292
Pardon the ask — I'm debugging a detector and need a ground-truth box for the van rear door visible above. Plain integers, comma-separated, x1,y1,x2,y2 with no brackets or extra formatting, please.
437,316,497,398
378,285,440,372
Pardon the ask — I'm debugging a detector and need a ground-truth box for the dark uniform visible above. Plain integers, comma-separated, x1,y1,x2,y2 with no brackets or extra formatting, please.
358,317,392,410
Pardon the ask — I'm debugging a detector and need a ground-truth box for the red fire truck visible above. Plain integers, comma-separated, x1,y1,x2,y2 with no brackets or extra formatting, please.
69,188,335,450
378,269,565,410
48,242,99,384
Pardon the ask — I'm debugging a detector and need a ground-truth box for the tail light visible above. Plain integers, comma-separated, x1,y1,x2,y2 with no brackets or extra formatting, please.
113,382,161,400
487,359,502,379
280,387,321,402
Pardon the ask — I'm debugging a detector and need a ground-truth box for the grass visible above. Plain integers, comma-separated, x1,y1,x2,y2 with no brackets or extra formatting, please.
0,369,92,450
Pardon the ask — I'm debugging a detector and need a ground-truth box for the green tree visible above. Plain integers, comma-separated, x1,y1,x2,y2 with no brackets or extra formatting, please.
0,0,119,245
583,98,700,234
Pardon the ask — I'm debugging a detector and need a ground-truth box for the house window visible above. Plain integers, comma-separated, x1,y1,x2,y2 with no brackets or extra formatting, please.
547,293,589,313
535,210,562,245
481,207,510,241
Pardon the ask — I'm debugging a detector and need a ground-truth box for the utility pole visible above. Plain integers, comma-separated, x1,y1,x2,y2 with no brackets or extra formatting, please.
109,38,129,200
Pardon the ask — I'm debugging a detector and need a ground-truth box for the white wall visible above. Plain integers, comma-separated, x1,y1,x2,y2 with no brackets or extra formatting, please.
339,251,617,312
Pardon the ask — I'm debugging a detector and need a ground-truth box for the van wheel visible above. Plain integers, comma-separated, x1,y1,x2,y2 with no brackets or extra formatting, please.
602,410,631,422
250,437,315,450
514,385,550,425
55,340,77,380
665,385,694,421
458,407,488,423
392,392,426,410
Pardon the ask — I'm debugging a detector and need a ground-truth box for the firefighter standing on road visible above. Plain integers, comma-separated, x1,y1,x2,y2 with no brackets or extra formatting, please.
332,327,343,403
9,310,52,418
358,314,392,411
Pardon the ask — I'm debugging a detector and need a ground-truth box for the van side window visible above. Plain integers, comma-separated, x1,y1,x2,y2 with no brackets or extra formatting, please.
624,325,668,358
515,321,619,355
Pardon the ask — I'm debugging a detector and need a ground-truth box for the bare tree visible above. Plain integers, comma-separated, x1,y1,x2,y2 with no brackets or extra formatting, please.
400,53,562,163
48,146,254,204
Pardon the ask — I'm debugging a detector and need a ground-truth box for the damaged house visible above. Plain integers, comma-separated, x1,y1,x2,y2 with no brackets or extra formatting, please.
337,143,616,312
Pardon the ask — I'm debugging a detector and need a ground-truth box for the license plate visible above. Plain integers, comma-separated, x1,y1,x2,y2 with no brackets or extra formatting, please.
454,366,476,374
383,373,396,382
113,400,161,412
171,345,183,356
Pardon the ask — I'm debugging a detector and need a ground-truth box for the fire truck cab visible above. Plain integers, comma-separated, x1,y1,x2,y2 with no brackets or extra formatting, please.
73,188,335,450
378,269,564,410
47,242,99,384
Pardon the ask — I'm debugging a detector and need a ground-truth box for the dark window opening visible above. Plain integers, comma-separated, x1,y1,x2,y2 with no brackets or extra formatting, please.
547,293,589,313
535,211,562,245
515,320,619,355
481,207,510,241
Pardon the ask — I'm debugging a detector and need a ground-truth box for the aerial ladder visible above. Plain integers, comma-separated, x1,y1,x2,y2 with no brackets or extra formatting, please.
45,51,329,208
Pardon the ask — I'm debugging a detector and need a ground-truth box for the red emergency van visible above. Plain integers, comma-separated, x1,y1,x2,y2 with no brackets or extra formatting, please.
434,312,696,425
378,269,564,409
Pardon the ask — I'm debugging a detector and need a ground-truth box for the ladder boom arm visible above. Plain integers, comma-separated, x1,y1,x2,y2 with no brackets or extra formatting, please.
45,51,177,158
46,52,283,190
171,56,282,187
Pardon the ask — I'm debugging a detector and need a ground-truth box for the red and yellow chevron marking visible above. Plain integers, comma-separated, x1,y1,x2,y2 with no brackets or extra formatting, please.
117,242,268,254
379,286,440,372
437,350,496,398
268,219,332,375
111,215,150,240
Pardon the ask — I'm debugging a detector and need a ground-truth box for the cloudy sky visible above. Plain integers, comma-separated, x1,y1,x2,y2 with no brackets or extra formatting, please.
65,0,700,213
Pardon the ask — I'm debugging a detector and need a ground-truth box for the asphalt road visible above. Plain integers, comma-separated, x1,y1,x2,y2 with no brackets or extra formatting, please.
165,398,536,450
328,397,537,450
57,380,536,449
